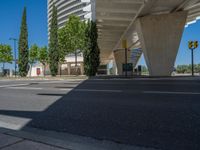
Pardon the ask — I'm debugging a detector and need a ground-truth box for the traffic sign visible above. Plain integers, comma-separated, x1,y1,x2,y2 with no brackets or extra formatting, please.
122,39,127,49
188,41,198,49
188,41,193,49
194,41,198,49
123,63,133,72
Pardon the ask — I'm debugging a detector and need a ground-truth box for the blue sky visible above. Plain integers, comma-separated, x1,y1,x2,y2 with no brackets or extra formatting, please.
0,0,47,69
0,0,200,69
0,0,48,47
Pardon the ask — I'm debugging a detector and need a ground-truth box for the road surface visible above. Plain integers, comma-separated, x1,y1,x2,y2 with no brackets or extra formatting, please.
0,78,200,150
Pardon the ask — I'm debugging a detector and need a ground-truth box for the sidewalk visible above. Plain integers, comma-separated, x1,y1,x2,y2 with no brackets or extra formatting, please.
90,75,200,80
0,128,68,150
0,127,157,150
0,75,88,81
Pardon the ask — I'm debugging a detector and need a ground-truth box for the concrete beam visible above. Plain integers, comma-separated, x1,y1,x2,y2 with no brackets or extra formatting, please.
96,9,138,14
136,11,188,76
97,16,134,22
97,0,145,5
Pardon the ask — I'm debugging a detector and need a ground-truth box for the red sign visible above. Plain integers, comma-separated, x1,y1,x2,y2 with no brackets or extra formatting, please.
36,68,41,76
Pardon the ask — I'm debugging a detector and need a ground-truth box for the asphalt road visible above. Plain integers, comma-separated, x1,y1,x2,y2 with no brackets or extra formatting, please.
0,78,200,150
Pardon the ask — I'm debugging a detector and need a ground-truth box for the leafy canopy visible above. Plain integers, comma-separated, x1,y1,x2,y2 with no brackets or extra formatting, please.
38,46,48,65
49,5,59,76
83,21,100,76
0,44,13,64
58,15,86,55
29,44,39,64
18,7,29,77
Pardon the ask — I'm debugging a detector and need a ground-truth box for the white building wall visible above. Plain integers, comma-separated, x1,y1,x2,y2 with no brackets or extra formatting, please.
48,0,92,32
28,64,44,77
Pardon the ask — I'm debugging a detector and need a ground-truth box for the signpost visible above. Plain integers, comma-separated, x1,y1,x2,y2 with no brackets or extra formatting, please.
123,63,133,72
188,41,198,76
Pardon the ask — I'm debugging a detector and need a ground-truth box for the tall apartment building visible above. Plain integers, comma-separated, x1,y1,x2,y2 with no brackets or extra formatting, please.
48,0,93,30
47,0,93,75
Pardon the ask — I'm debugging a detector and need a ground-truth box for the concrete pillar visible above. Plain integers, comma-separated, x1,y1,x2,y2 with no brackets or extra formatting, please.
112,59,117,75
136,11,187,76
10,69,13,77
113,50,131,75
67,63,71,75
107,64,110,75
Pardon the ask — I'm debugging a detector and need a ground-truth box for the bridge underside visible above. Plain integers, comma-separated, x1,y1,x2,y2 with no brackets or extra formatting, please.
96,0,200,76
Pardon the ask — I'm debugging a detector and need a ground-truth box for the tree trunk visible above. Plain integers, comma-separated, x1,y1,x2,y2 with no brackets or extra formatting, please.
43,64,46,77
60,63,62,77
3,63,5,76
29,64,32,77
75,50,78,76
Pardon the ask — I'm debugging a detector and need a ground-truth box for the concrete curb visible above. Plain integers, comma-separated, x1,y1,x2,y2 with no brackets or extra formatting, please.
0,76,88,81
0,127,159,150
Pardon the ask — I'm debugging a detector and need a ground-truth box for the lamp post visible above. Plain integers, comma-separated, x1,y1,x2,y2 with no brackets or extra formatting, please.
9,38,18,77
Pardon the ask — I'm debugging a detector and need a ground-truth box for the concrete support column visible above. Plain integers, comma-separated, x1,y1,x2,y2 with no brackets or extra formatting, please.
10,69,13,77
67,63,71,75
107,64,110,75
136,11,188,76
80,63,84,75
112,59,118,75
113,50,131,75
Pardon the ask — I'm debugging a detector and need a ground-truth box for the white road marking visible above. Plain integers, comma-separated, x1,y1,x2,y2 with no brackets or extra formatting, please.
73,89,122,93
0,115,31,130
6,87,43,90
37,81,67,84
0,84,29,88
0,120,23,130
38,80,84,84
2,87,122,93
0,80,13,82
59,88,73,91
143,91,200,95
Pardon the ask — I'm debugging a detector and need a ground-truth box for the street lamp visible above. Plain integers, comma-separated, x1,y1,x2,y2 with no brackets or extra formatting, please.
9,38,18,77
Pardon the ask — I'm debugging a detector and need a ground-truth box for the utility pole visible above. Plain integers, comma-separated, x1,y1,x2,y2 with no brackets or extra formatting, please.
9,38,18,77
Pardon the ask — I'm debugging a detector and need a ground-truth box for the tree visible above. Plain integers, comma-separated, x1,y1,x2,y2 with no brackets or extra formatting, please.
176,65,187,73
58,15,86,72
38,46,48,76
176,64,200,74
18,7,29,77
0,44,13,75
141,66,149,74
84,21,100,76
58,46,65,76
29,44,39,77
49,5,59,76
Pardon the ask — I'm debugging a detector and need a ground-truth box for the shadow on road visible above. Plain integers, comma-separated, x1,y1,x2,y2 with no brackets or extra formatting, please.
0,79,200,150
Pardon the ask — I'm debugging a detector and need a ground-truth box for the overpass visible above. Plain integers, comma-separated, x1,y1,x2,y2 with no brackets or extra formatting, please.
95,0,200,76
